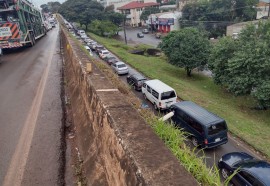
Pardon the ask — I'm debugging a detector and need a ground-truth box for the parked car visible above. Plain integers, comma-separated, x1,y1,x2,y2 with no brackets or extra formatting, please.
80,34,88,39
170,101,228,148
96,45,105,53
112,61,129,75
155,33,162,39
104,55,118,65
99,50,110,59
77,30,86,35
218,152,270,186
84,38,92,43
142,28,149,34
84,46,93,56
89,42,97,50
142,79,177,110
126,74,147,91
137,32,144,38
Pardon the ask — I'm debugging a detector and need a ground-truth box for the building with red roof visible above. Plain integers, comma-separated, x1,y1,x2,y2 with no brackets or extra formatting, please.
117,1,159,27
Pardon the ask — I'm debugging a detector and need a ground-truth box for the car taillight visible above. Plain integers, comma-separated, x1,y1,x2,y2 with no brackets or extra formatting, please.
204,139,208,145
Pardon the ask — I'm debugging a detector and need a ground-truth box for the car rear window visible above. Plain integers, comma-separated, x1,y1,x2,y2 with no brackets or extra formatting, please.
161,91,176,100
207,122,227,135
137,79,146,85
118,64,126,68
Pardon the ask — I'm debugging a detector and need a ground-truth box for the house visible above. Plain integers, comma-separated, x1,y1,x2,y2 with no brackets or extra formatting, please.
147,11,181,33
226,20,260,36
256,1,270,19
118,1,160,27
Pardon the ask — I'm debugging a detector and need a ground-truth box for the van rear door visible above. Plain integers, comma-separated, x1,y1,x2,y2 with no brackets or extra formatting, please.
206,122,228,148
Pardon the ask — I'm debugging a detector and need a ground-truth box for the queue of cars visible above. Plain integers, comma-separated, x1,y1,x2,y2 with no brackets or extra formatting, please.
65,23,270,186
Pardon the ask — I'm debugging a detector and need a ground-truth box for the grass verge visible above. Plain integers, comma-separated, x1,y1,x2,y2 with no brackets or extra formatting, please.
66,31,222,185
89,33,270,159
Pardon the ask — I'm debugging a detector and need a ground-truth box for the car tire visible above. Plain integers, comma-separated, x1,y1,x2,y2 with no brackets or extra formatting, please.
154,103,158,110
191,137,199,147
221,168,229,179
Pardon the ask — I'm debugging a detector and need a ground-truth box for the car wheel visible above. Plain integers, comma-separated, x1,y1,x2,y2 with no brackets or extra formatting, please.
154,103,158,110
191,137,199,147
221,168,229,179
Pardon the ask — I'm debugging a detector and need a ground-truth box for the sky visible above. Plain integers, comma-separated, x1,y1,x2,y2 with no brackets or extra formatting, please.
31,0,66,7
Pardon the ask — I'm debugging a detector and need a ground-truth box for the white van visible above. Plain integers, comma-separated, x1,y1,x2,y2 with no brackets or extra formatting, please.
142,79,177,110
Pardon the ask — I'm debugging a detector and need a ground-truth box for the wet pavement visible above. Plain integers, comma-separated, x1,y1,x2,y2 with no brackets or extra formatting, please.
0,26,64,185
118,27,161,47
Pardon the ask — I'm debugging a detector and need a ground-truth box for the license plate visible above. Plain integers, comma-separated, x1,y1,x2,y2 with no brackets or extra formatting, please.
215,138,221,142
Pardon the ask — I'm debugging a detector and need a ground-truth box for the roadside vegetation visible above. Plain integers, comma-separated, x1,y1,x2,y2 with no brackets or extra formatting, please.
88,33,270,159
180,0,258,37
69,32,222,185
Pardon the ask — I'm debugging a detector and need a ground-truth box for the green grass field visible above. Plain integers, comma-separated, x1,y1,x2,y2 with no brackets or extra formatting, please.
89,33,270,159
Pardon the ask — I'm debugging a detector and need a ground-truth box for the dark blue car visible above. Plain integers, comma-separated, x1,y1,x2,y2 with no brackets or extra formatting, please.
218,152,270,186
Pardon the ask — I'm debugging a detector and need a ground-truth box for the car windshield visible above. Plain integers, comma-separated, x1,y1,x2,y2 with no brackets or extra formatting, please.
117,64,126,68
161,91,176,100
103,52,109,54
207,122,227,136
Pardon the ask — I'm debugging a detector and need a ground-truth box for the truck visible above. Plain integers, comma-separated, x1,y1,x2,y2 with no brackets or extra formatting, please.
0,0,47,49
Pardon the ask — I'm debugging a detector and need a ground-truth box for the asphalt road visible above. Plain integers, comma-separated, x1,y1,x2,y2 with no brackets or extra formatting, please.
84,37,263,170
118,27,160,47
0,27,64,185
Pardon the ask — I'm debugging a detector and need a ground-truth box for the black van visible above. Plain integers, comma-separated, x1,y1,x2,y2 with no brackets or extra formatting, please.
170,101,228,148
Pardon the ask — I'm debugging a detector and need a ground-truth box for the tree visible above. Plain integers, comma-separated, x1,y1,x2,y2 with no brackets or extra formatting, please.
59,0,104,29
140,7,160,21
209,37,239,85
209,21,270,109
90,20,120,37
40,2,61,13
104,12,125,26
159,28,210,76
180,0,258,37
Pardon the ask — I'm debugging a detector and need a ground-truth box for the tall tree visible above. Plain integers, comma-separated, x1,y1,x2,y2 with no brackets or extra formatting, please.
209,21,270,109
59,0,104,29
140,7,160,21
180,0,258,37
159,28,210,76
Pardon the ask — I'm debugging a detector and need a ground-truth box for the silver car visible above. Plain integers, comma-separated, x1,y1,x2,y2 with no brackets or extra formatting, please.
112,61,129,75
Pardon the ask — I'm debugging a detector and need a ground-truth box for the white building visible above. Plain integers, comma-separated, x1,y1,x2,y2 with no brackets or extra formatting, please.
118,1,160,27
256,1,270,19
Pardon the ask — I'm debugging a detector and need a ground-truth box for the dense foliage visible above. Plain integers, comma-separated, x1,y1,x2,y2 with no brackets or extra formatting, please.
40,2,61,13
89,20,120,37
59,0,123,32
180,0,258,37
159,28,210,76
140,7,161,21
59,0,103,30
209,21,270,109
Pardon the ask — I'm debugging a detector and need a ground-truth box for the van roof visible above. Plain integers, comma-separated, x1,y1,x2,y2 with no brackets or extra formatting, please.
145,79,175,93
173,101,225,126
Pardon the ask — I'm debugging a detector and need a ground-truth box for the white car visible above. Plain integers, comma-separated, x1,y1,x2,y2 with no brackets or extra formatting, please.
99,50,110,59
80,34,88,39
77,30,86,35
112,61,129,75
84,46,93,56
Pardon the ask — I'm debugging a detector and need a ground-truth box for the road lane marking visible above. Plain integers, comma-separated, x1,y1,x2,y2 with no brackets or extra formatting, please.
3,32,58,186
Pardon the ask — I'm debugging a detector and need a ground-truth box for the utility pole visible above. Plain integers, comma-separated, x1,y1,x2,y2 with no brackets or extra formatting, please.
123,11,127,45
